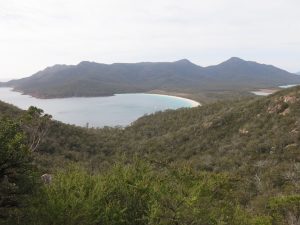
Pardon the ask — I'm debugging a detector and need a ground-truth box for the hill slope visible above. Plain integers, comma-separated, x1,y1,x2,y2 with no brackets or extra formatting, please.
0,86,300,222
2,58,300,100
0,86,299,186
43,86,300,217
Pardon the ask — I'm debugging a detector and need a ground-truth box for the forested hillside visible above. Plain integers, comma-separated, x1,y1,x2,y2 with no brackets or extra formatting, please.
2,58,300,102
0,86,300,224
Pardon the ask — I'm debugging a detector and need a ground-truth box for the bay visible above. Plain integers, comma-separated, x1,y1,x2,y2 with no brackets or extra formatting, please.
0,88,199,127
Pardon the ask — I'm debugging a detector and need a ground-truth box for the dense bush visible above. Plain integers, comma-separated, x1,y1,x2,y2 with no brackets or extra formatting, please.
0,118,36,222
268,195,300,225
0,86,299,224
24,161,277,225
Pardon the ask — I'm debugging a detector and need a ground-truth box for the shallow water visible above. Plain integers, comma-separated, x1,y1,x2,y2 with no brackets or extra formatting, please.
278,84,299,88
251,91,271,96
251,84,299,96
0,88,197,127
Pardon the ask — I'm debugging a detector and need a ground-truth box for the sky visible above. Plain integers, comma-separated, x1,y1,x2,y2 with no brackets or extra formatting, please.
0,0,300,79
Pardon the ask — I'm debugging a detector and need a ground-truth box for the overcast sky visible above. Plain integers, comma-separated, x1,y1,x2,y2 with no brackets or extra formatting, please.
1,0,300,79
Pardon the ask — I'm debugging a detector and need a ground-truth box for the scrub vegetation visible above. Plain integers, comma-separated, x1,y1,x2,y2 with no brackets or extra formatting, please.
0,86,300,225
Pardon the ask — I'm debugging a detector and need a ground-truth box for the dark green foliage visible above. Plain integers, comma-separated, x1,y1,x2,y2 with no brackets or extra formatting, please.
0,118,34,221
0,106,51,223
21,106,52,152
0,86,299,224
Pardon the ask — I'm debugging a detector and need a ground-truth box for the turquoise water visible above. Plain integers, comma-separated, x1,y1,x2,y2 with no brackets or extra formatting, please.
0,88,197,127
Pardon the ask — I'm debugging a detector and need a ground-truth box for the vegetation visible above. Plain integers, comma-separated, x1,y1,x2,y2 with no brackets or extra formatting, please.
0,118,30,220
2,57,300,103
25,161,275,225
0,86,299,224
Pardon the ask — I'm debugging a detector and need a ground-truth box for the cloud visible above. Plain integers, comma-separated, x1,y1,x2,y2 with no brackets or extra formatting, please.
0,0,299,78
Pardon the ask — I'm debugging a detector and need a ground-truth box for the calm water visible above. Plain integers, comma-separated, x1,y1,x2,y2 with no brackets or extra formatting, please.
279,84,299,88
251,91,271,96
0,88,198,127
252,84,299,96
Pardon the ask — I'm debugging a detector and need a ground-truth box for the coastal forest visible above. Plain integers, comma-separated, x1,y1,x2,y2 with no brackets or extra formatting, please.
1,85,300,225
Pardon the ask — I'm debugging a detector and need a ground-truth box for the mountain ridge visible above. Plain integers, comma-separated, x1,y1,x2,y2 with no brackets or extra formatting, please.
2,57,300,101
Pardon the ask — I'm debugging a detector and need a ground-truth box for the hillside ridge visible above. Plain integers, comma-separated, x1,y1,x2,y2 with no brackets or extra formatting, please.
0,86,299,224
1,57,300,101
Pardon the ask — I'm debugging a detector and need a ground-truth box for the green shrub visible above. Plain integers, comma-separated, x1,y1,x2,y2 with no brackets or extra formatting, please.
26,161,262,225
27,162,156,225
268,195,300,225
0,118,36,222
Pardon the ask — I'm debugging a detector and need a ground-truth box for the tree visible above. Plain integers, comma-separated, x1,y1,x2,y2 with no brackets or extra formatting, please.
0,118,35,220
0,106,51,223
20,106,52,152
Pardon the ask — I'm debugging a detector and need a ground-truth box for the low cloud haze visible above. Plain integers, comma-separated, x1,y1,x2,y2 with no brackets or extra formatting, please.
1,0,300,78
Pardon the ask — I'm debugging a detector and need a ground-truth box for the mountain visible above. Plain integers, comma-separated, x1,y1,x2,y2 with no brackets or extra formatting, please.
296,72,300,75
2,57,300,100
204,57,300,87
0,86,300,224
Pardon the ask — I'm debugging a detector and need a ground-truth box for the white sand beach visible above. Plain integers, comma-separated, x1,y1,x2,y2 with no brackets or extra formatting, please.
144,93,201,107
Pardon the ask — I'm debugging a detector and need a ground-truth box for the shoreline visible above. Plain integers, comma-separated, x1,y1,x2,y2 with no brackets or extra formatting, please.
0,87,201,107
251,84,300,96
143,93,201,107
251,89,278,96
2,87,201,107
147,89,202,107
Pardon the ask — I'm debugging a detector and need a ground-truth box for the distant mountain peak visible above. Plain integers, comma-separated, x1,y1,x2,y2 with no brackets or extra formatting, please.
225,57,245,63
4,57,300,99
78,61,95,66
174,59,193,64
39,64,69,73
79,61,89,64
